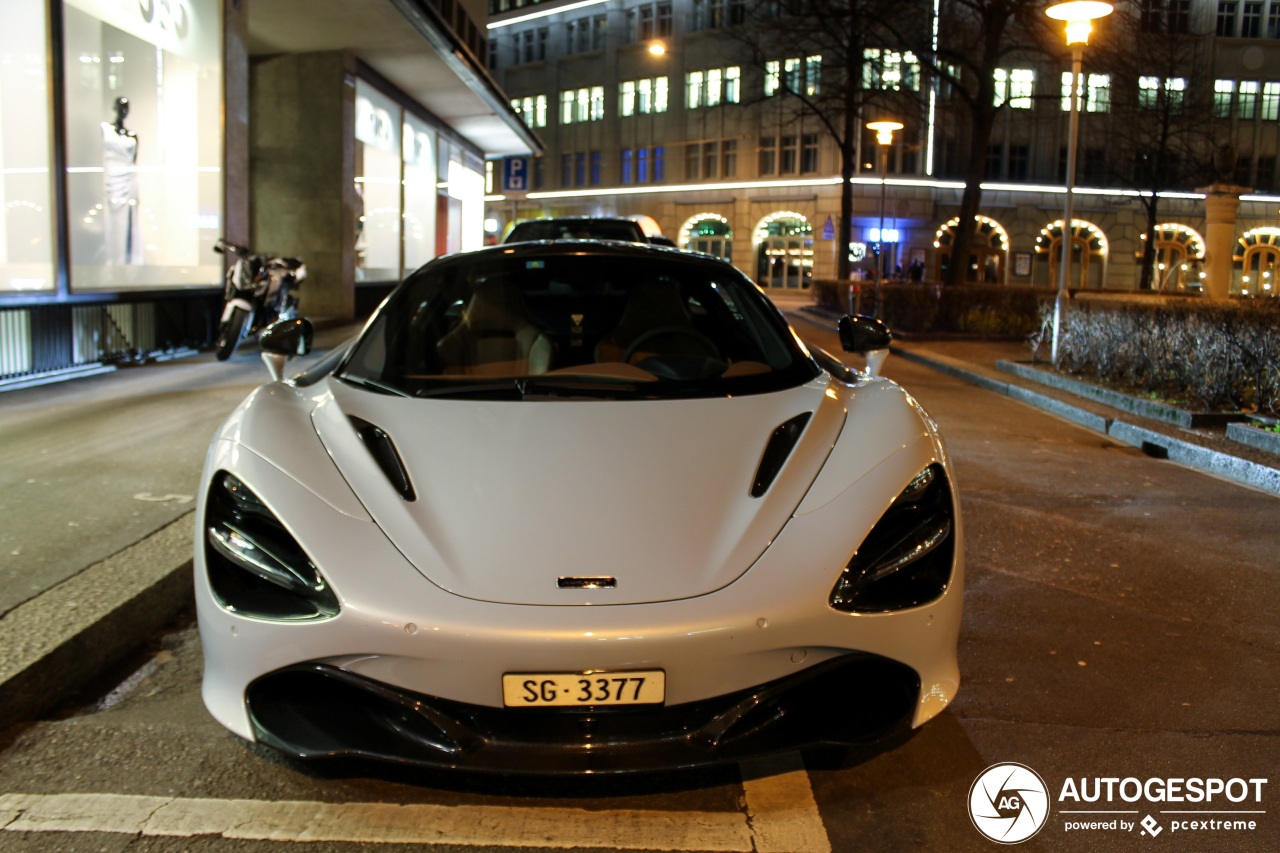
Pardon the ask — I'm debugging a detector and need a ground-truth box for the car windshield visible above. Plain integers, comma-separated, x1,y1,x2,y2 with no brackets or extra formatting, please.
506,219,645,243
336,246,820,400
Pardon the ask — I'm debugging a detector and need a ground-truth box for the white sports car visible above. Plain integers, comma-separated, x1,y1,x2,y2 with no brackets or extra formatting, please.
195,240,962,774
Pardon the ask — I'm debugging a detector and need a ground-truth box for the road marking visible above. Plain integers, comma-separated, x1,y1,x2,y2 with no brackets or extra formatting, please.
0,759,830,851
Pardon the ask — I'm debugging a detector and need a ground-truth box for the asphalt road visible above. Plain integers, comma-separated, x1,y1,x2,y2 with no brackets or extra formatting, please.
1,320,1277,852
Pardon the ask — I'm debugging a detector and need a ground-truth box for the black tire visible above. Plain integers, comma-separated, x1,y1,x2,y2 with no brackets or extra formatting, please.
215,306,250,361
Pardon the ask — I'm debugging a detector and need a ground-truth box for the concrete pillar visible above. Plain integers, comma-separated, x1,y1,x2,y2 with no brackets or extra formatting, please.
250,52,357,321
1198,183,1250,300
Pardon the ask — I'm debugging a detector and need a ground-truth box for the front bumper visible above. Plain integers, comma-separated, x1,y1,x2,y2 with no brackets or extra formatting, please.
248,655,919,774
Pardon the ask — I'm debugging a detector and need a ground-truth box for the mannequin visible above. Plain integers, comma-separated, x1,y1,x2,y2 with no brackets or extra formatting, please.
102,97,142,264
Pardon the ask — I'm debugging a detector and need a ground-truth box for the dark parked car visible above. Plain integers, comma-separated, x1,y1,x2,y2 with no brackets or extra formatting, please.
503,217,649,244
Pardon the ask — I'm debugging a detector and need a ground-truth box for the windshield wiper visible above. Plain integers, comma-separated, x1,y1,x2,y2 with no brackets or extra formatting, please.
334,374,413,397
414,380,526,399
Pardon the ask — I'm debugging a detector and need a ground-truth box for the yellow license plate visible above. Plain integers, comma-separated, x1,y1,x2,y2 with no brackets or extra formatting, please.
502,671,666,707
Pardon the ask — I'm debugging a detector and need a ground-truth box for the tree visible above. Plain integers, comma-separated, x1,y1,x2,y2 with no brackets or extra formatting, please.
915,0,1057,286
732,0,930,281
1087,0,1220,291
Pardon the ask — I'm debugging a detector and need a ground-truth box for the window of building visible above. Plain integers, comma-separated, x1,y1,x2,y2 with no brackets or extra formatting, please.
801,134,820,172
766,56,821,96
560,86,604,124
863,49,921,92
687,71,704,109
723,139,737,176
1243,1,1263,35
703,141,719,178
622,146,664,183
1061,72,1110,112
1009,144,1030,180
516,28,548,64
1240,80,1260,117
2,0,54,293
986,144,1003,179
994,68,1035,109
1263,81,1280,119
63,0,223,291
691,0,746,30
687,66,741,108
1218,0,1239,35
566,15,607,53
510,94,548,128
619,77,668,115
780,135,798,173
628,2,673,41
1269,1,1280,36
759,136,777,174
1138,76,1186,111
686,144,700,179
1215,79,1235,117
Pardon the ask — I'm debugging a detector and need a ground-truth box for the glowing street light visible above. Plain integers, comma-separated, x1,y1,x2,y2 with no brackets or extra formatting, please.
647,40,667,56
1046,0,1112,364
866,120,903,318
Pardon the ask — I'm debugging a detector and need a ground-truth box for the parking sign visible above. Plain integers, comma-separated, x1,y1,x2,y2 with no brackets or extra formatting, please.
503,157,530,192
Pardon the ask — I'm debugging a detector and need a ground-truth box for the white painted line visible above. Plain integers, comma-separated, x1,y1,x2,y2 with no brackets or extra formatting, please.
0,763,833,852
740,754,833,853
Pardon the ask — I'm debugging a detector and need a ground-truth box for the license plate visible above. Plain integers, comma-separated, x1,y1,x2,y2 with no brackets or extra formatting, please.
502,670,665,708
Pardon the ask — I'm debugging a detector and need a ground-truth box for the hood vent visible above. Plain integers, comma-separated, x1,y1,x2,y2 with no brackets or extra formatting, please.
750,413,812,498
349,416,416,501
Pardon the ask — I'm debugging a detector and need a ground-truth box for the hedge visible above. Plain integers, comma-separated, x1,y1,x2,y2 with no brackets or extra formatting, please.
1028,297,1280,416
812,279,1045,337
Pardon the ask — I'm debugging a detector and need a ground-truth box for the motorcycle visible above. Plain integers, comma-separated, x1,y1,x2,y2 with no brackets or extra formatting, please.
213,238,306,361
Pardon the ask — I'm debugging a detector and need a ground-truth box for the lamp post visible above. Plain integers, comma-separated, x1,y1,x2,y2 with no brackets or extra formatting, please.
1046,0,1112,364
867,120,903,318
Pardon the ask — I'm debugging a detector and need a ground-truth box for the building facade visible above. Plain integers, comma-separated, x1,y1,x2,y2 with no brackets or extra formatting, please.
0,0,536,386
484,0,1280,297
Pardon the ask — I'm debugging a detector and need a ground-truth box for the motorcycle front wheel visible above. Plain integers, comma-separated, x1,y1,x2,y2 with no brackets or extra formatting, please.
215,305,251,361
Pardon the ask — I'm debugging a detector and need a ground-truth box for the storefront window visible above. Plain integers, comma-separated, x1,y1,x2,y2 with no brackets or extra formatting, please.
355,81,403,281
63,0,222,290
1,0,56,293
403,113,437,272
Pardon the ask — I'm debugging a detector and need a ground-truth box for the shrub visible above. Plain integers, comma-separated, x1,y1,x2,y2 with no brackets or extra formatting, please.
1035,297,1280,415
811,280,1045,337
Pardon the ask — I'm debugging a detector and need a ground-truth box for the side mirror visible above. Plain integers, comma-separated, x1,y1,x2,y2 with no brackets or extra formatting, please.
259,317,314,382
837,315,892,377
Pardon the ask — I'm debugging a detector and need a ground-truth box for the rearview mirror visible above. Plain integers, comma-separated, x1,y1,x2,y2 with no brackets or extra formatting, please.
837,315,892,377
259,317,314,382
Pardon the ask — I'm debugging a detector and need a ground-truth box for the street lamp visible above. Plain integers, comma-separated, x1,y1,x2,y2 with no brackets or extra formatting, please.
867,119,902,318
1046,0,1112,364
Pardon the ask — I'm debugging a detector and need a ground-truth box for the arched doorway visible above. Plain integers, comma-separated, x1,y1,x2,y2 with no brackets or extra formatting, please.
933,215,1011,284
1234,228,1280,296
679,213,733,260
754,212,813,289
1034,219,1108,289
1141,224,1205,292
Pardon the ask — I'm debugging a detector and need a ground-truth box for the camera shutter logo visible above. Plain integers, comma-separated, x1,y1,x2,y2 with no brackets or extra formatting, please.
969,763,1051,844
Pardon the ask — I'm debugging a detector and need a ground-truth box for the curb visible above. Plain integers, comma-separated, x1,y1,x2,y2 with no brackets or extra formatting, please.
0,514,195,731
892,347,1280,498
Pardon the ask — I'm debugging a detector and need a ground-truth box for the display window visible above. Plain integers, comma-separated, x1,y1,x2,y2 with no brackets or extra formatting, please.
62,0,222,290
403,113,437,272
355,81,403,281
0,0,56,293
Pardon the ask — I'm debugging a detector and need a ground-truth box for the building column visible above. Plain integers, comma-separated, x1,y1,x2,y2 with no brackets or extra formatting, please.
1198,183,1250,300
250,51,357,320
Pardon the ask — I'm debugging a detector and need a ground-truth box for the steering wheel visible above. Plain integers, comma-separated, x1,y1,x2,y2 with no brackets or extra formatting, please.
622,326,721,364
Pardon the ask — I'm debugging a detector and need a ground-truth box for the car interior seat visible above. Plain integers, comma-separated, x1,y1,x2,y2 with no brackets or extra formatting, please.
436,278,555,375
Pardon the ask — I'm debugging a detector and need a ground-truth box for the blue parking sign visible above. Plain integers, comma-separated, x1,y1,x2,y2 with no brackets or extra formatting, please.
503,157,530,192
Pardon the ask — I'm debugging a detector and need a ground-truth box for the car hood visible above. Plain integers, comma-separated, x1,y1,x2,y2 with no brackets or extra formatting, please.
310,378,846,605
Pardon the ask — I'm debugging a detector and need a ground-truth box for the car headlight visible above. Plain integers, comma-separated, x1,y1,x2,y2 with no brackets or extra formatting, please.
829,464,955,613
204,472,339,621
